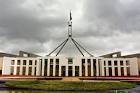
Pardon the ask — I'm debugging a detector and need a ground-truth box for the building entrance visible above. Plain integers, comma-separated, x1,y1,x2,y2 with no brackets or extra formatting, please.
68,66,72,76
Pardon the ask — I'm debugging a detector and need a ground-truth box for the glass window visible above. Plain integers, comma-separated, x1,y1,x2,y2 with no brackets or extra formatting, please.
35,60,37,65
82,59,85,63
23,60,26,65
17,60,20,65
126,60,130,65
50,59,53,65
56,59,59,65
50,59,53,62
87,59,91,65
29,60,32,65
108,61,111,66
87,59,91,62
120,61,123,65
10,67,14,75
114,60,117,65
68,58,73,64
11,60,15,65
104,61,106,65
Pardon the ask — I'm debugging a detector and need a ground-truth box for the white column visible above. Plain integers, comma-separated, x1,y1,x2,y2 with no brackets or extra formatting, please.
25,60,29,76
36,60,40,76
13,60,17,75
59,65,61,76
106,60,109,76
79,64,82,76
32,60,35,76
66,66,68,76
101,61,104,76
41,59,44,76
85,59,88,76
53,60,56,76
91,60,93,76
118,60,121,76
19,60,23,75
73,66,75,76
112,61,115,76
47,59,50,76
96,60,99,76
124,61,127,76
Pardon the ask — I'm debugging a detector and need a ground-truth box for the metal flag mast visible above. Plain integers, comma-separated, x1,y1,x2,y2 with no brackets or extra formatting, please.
47,11,93,57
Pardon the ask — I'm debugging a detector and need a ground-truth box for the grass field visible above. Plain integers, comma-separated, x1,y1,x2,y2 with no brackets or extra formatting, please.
4,80,136,90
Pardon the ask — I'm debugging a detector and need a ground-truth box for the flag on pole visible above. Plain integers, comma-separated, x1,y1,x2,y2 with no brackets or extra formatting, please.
70,11,72,20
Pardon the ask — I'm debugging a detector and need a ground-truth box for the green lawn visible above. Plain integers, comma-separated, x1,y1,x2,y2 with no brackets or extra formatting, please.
4,80,136,90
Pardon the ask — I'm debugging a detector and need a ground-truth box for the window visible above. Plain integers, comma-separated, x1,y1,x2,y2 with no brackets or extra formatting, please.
87,59,91,65
82,59,85,76
17,60,20,65
44,59,48,76
55,65,59,76
104,61,106,66
68,58,73,64
10,67,14,75
11,60,15,65
61,66,66,76
82,59,85,63
16,67,20,75
114,60,117,65
121,67,124,76
126,60,130,65
127,67,130,76
29,60,32,65
23,67,26,75
56,59,59,65
50,59,53,65
23,60,26,65
88,59,91,76
50,65,53,76
35,60,37,65
50,59,53,62
29,67,32,75
75,66,79,76
115,67,118,76
108,61,111,66
120,61,123,65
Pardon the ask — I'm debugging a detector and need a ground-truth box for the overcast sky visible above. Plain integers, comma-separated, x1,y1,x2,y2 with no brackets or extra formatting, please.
0,0,140,57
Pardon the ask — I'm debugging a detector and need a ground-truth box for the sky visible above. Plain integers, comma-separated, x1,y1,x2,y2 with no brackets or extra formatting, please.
0,0,140,57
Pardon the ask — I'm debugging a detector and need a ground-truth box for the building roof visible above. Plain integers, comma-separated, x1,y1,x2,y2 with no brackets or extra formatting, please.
19,51,40,57
0,52,17,57
100,52,121,58
100,51,140,58
121,53,140,58
0,51,40,57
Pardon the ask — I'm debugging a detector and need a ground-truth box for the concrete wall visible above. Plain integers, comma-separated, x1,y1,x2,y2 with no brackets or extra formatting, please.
0,57,3,74
2,57,11,75
2,57,40,76
2,56,139,77
0,57,3,70
137,58,140,74
129,58,139,76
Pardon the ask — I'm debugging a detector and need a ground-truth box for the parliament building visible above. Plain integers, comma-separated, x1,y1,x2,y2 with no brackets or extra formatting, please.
0,13,140,78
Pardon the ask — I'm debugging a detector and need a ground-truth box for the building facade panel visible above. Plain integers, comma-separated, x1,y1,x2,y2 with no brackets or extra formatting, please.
2,56,139,77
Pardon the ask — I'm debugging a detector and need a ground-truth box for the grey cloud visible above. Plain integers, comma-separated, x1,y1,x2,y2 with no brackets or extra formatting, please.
81,0,140,37
0,0,66,54
0,0,140,56
0,0,66,42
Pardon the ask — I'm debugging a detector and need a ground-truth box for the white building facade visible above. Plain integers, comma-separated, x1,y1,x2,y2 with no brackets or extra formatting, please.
2,56,139,77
